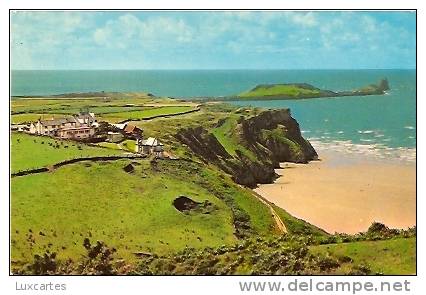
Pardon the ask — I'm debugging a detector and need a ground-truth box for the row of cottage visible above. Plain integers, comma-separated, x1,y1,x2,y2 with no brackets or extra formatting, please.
29,112,98,139
21,112,165,157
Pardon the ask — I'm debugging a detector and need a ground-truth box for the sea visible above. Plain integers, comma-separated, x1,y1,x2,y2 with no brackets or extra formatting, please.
11,69,416,163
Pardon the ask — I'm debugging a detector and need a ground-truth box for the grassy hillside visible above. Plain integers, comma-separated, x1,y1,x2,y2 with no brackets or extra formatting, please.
11,159,278,266
235,79,389,100
310,238,416,275
130,234,415,275
11,133,124,173
272,205,329,236
10,95,414,275
238,84,322,99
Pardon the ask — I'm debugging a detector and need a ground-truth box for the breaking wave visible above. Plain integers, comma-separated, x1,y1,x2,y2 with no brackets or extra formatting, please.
309,139,416,164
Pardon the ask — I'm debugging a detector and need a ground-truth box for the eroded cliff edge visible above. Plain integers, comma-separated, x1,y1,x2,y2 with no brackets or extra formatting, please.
176,109,317,188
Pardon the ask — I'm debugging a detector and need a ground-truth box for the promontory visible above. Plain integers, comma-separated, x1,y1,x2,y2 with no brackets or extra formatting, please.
227,78,390,100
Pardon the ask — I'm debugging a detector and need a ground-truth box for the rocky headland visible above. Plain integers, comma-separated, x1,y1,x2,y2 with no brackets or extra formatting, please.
176,109,317,187
231,78,390,100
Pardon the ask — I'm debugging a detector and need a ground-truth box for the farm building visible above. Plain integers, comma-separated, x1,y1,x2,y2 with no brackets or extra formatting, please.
11,124,29,132
57,126,95,139
137,137,164,157
76,112,97,126
29,117,79,136
123,124,143,138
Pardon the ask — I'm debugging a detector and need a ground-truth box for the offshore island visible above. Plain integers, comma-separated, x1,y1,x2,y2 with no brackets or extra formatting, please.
10,79,415,275
226,78,390,100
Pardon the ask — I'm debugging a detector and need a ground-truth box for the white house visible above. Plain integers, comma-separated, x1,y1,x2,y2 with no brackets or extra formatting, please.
29,117,79,136
137,137,164,157
28,112,98,139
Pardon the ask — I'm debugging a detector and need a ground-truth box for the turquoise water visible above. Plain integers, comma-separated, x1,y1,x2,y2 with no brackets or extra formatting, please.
11,69,416,161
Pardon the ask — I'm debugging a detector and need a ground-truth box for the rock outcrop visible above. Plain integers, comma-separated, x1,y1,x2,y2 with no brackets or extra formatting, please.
175,109,317,188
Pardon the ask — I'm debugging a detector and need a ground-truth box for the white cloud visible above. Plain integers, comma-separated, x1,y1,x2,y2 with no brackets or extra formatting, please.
11,11,94,69
92,14,194,48
287,12,318,27
93,28,109,45
10,11,415,69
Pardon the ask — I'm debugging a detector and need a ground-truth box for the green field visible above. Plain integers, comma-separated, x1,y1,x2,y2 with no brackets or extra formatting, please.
11,113,64,124
100,106,197,122
11,133,124,172
11,159,277,263
238,84,321,98
310,238,416,275
95,142,121,150
11,105,192,122
11,93,158,114
41,106,143,115
121,139,137,152
12,98,100,114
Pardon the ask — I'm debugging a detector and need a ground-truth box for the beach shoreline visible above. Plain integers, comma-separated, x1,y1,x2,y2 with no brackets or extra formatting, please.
254,148,416,234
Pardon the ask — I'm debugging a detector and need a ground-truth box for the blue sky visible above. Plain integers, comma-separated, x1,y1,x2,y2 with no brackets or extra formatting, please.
10,11,416,70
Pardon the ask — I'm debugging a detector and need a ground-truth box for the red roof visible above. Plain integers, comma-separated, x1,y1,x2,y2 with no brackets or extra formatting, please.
124,124,136,133
124,124,142,134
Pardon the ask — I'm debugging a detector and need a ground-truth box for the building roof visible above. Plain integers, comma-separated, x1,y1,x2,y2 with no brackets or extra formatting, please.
59,126,94,131
141,137,163,147
124,124,142,134
112,123,126,130
75,113,96,124
39,114,96,127
39,117,76,126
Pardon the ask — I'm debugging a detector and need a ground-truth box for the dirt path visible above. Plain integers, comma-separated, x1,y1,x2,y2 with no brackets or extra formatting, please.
252,190,287,234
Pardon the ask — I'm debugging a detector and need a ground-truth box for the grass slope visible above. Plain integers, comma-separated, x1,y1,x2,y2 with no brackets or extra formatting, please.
211,116,257,161
310,238,416,275
11,159,277,265
238,84,321,98
272,205,329,237
11,133,124,172
11,160,238,263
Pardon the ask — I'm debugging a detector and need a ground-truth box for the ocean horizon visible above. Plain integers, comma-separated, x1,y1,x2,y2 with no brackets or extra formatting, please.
11,69,416,162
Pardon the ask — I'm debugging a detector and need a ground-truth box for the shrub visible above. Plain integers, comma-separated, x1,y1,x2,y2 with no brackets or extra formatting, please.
26,252,58,275
77,238,117,275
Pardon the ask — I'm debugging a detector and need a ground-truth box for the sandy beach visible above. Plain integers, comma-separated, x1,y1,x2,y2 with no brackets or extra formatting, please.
255,150,416,234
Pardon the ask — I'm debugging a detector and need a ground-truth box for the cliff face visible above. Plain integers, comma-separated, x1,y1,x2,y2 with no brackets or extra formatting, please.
238,109,317,164
175,109,317,188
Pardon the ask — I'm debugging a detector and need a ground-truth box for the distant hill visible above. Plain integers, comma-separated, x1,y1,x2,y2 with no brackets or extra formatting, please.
233,78,390,100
